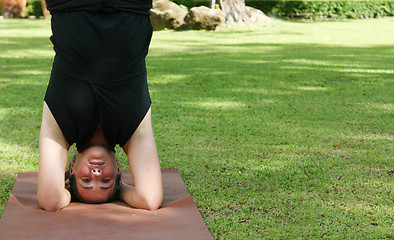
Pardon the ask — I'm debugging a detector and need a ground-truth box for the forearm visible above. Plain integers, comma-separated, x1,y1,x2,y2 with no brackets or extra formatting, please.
121,108,163,210
119,183,160,211
38,102,71,211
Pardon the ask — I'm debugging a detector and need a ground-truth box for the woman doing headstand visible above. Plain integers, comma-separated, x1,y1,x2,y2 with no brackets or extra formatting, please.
38,0,163,211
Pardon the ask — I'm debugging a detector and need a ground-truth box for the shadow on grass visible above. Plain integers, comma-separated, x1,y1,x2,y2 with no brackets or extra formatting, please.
0,35,51,149
148,42,393,130
146,42,393,238
1,31,393,238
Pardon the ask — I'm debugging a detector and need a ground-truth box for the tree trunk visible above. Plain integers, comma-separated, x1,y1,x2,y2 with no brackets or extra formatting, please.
219,0,249,23
40,0,51,19
210,0,220,9
1,0,26,18
210,0,215,9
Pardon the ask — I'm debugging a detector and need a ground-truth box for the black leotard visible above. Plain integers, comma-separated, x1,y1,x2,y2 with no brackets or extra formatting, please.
44,1,153,152
46,0,152,15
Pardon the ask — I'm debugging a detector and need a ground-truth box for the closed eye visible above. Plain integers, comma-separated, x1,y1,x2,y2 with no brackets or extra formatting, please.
100,179,113,189
82,178,91,183
102,178,111,183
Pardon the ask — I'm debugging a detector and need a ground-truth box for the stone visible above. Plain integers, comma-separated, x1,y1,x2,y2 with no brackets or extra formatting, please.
150,0,188,30
184,6,225,30
245,6,273,25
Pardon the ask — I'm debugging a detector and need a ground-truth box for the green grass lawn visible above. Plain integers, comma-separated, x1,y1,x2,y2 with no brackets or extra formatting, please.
1,18,393,239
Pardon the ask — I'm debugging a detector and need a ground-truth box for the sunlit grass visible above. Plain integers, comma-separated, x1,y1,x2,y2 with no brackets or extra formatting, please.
1,17,393,239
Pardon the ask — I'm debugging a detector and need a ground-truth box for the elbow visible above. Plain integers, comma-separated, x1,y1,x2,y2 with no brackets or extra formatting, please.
41,205,60,212
121,184,162,210
140,192,163,211
145,200,162,211
38,199,62,212
37,190,70,212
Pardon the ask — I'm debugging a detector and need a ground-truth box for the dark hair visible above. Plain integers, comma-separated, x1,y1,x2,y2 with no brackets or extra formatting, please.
65,171,122,203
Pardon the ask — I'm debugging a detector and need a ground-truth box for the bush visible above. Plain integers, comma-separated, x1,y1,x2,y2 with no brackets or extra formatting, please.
25,0,43,18
247,0,278,13
172,0,210,9
173,0,394,20
21,0,394,20
269,0,394,20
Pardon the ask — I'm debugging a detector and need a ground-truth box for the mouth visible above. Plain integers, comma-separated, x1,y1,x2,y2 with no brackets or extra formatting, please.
88,160,105,166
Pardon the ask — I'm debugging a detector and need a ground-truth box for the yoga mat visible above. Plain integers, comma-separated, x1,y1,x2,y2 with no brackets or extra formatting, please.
0,169,213,240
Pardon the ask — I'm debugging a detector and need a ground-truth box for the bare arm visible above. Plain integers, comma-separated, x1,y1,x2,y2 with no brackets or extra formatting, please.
121,108,163,210
37,102,71,211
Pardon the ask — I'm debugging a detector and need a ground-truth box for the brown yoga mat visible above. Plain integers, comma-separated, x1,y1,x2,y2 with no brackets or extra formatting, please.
0,169,213,240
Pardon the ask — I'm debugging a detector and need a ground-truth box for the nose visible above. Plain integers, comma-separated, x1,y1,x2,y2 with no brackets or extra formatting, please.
91,168,102,176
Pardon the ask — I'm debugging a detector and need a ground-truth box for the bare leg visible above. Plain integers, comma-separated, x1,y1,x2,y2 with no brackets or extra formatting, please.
37,102,71,211
121,107,163,210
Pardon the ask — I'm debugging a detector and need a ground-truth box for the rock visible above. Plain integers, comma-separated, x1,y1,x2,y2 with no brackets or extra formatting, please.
245,6,273,25
150,0,188,30
184,6,225,30
1,0,27,18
